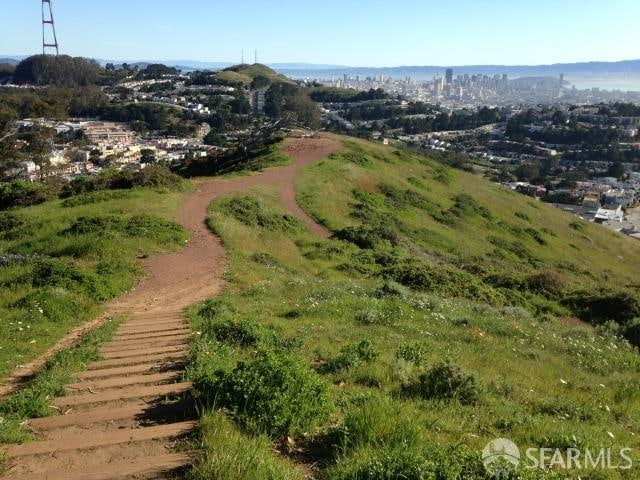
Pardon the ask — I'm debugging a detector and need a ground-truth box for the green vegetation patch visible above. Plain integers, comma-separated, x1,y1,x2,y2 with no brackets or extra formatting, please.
0,187,186,382
0,317,120,444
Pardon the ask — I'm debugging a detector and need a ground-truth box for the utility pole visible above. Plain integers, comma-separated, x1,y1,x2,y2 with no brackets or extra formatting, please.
255,50,258,64
42,0,59,55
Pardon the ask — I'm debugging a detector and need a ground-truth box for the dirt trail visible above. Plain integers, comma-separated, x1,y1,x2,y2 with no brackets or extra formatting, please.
0,135,340,479
110,135,337,313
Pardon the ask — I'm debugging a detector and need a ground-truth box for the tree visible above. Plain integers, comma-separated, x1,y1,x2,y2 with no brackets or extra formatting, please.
515,161,541,182
140,149,156,164
607,161,626,179
24,125,54,181
552,110,568,125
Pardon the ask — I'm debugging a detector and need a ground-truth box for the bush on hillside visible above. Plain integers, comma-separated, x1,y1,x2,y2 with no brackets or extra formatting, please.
0,180,56,210
59,165,183,198
334,224,400,249
204,318,266,348
61,190,133,208
564,290,640,325
526,271,567,296
323,340,379,373
396,342,429,365
384,259,504,305
65,214,185,244
217,195,304,233
404,360,479,405
29,258,113,302
0,212,25,233
622,318,640,348
195,351,332,438
197,298,234,321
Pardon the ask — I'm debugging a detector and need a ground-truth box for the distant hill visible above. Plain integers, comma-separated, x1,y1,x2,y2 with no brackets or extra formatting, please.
214,63,294,85
0,58,21,66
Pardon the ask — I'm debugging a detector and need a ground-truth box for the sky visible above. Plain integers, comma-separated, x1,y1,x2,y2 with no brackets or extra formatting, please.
2,0,639,66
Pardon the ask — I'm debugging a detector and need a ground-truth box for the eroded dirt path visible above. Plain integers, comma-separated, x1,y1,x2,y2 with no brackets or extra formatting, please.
0,135,340,480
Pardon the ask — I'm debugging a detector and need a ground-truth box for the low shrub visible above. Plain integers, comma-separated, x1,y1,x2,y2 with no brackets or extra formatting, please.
60,165,183,198
323,340,379,373
61,190,133,208
205,318,265,348
218,196,304,233
526,271,566,296
30,258,113,302
355,309,394,326
197,298,234,321
374,281,408,299
446,194,492,222
334,224,400,249
404,360,479,405
65,214,186,244
569,221,587,233
564,290,640,325
396,342,429,365
250,252,281,267
0,212,25,231
384,259,504,305
0,180,56,210
195,351,332,438
622,318,640,348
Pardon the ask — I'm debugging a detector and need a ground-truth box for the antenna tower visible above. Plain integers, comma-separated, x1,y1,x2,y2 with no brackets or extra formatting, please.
42,0,59,55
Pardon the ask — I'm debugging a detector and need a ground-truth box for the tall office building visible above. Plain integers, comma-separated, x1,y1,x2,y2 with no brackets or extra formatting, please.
445,68,454,85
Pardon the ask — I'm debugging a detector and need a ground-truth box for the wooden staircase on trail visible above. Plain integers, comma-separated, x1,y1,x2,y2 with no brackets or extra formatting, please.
0,310,200,480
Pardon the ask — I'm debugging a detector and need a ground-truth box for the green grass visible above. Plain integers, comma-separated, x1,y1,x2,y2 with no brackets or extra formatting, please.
215,64,294,86
188,411,306,480
0,187,187,383
0,316,121,445
186,137,640,479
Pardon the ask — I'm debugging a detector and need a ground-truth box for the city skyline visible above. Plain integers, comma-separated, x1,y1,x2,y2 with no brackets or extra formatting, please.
2,0,640,67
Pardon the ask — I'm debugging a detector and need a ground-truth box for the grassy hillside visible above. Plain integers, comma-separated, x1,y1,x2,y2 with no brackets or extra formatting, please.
215,63,294,85
187,137,640,479
0,187,187,382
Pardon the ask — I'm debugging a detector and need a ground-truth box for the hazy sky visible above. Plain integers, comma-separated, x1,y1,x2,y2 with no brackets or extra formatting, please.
2,0,639,66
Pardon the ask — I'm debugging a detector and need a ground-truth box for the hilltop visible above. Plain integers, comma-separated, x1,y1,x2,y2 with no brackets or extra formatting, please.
214,63,294,86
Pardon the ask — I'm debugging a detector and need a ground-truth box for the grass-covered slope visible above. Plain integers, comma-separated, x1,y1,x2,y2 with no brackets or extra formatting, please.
187,138,640,479
297,138,640,336
0,187,187,382
215,63,294,86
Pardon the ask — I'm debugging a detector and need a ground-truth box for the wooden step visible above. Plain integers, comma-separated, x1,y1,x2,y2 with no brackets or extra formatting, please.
74,361,187,381
101,334,191,351
101,345,188,360
88,351,187,370
3,421,197,458
28,398,194,430
100,340,188,354
109,329,191,342
1,451,200,480
53,382,193,407
115,325,188,336
117,321,187,332
66,371,183,392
